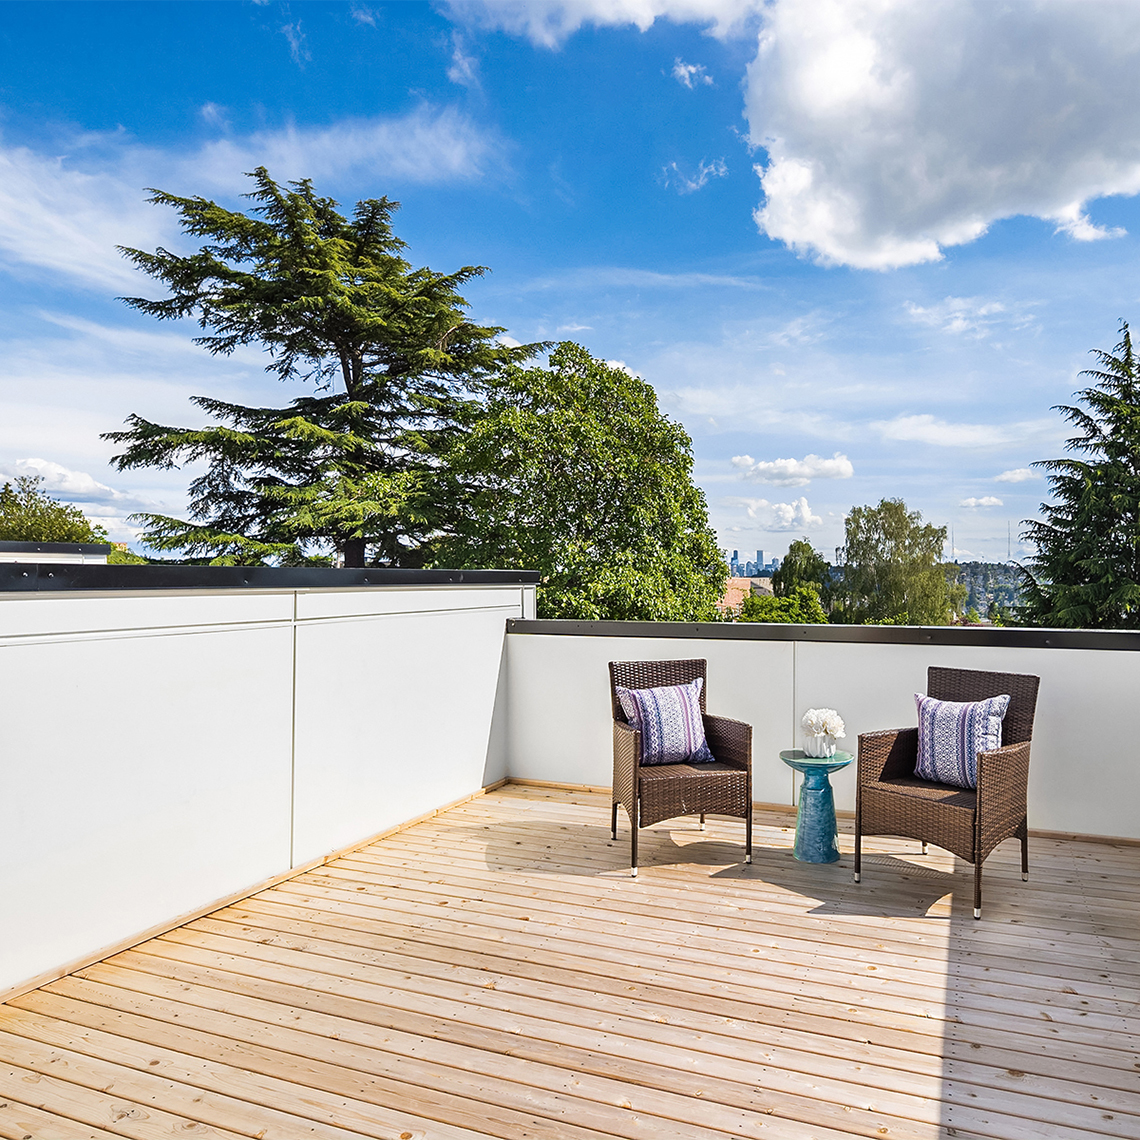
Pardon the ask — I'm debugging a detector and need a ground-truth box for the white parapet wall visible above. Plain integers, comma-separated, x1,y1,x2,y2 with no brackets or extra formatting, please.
0,575,534,998
504,620,1140,845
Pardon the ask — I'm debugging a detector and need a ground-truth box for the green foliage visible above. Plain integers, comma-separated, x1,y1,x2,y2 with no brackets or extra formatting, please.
432,343,728,620
833,498,949,625
0,476,108,543
1021,323,1140,628
107,168,538,565
739,585,827,624
771,539,830,599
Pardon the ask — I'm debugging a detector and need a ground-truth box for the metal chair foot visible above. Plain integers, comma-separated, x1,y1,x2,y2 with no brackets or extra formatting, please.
745,853,752,864
700,823,706,831
921,842,928,855
854,872,861,883
611,830,617,841
1022,872,1028,881
630,867,638,878
973,907,981,919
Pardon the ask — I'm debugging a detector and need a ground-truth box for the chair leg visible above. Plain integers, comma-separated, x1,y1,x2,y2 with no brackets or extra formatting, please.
1019,820,1029,881
974,860,983,919
611,801,618,841
630,801,639,878
854,807,862,883
745,808,753,864
699,812,706,831
921,841,928,855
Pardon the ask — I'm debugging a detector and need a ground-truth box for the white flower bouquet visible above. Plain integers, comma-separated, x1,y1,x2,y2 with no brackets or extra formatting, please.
801,708,846,757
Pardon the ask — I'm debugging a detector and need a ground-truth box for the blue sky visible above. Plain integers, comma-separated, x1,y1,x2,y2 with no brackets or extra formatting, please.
4,1,1140,563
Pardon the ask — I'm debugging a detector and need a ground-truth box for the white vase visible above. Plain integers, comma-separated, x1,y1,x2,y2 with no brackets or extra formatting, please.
803,733,837,758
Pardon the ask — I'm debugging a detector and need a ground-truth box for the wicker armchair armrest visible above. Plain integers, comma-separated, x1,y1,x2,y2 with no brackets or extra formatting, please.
857,727,918,784
613,719,640,810
976,739,1031,856
703,713,752,769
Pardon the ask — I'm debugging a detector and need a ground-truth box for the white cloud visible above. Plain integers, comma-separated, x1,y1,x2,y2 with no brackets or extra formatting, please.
663,157,728,194
995,467,1036,483
445,0,763,48
281,21,310,66
732,451,853,486
673,59,713,88
737,495,822,531
960,496,1003,508
873,413,1050,448
199,103,230,130
447,31,480,87
904,296,1024,338
0,107,504,292
0,458,152,512
747,0,1140,268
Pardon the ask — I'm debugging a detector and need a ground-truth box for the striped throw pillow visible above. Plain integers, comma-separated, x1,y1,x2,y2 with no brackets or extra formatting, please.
616,677,715,766
914,692,1010,789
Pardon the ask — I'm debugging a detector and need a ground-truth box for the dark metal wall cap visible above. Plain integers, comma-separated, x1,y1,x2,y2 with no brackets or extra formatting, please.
0,564,540,592
505,617,1140,652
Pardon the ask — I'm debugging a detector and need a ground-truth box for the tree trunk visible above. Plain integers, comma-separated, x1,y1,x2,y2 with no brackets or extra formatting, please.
342,538,366,567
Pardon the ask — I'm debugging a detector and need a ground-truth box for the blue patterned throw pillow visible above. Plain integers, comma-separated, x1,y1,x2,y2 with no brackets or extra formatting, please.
616,677,715,765
914,692,1010,789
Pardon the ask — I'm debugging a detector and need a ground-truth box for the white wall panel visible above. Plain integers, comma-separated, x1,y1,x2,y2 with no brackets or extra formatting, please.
291,603,521,865
0,622,293,996
1,585,523,998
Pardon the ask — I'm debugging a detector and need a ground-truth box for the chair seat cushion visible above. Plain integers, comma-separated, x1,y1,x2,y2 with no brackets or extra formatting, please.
616,678,715,765
914,692,1009,789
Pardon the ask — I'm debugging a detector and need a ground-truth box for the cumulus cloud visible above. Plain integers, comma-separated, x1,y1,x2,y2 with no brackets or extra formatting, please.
960,496,1003,508
738,495,822,531
0,107,503,292
663,157,727,194
995,467,1036,483
747,0,1140,268
732,451,853,486
673,59,713,88
445,0,763,48
873,414,1049,448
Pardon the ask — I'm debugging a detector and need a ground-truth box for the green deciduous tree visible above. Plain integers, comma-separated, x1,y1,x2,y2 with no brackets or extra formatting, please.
432,343,727,620
1020,323,1140,628
0,476,144,562
739,585,827,624
0,476,105,543
105,168,537,565
771,538,831,600
834,498,949,625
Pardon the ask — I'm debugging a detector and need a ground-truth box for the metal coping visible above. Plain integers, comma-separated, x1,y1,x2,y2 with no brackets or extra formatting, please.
0,564,540,592
0,540,111,555
506,617,1140,652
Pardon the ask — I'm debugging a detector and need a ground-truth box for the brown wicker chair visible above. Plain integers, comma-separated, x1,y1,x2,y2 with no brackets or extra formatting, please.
855,666,1040,918
609,658,752,877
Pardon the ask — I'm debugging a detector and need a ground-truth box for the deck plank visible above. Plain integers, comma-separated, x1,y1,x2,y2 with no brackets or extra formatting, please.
3,787,1138,1140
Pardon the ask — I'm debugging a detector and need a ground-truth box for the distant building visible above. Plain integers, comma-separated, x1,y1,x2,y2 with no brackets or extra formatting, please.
716,576,754,615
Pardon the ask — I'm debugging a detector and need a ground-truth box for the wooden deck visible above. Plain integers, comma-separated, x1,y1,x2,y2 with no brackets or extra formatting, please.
1,784,1138,1140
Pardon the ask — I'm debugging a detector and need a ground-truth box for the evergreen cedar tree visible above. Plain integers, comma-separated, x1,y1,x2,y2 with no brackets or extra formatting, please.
105,168,727,620
1021,322,1140,628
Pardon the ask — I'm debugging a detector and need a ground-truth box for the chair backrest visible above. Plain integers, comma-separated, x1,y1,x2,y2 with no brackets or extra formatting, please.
609,659,708,722
927,666,1040,745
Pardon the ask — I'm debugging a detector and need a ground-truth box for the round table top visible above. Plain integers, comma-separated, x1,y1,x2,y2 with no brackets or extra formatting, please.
780,749,854,774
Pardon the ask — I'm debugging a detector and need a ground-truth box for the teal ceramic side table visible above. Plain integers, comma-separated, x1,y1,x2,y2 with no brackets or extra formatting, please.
780,749,854,863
